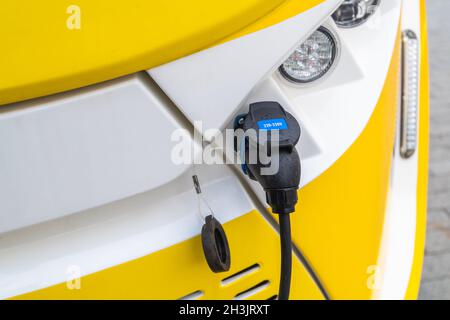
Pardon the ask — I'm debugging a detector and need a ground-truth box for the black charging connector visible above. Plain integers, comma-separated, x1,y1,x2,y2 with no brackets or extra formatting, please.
235,101,301,300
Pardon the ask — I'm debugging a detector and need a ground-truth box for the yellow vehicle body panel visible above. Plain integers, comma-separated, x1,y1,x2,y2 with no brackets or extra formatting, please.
14,211,324,300
0,0,325,106
290,30,401,299
405,0,429,299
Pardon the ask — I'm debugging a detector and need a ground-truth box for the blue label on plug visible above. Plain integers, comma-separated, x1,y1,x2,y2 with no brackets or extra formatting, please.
257,118,288,130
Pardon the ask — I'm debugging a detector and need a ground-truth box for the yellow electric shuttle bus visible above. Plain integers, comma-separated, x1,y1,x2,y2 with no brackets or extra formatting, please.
0,0,428,300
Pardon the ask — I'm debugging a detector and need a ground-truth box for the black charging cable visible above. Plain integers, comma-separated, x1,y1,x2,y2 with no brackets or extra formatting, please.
235,101,301,300
279,214,292,300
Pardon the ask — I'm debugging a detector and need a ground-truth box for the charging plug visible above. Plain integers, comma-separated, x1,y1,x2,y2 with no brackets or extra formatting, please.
235,101,301,300
235,101,301,214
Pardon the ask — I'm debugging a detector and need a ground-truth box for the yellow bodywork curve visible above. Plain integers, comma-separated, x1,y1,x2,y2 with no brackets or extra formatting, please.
405,0,429,299
0,0,325,106
290,31,402,299
14,211,324,300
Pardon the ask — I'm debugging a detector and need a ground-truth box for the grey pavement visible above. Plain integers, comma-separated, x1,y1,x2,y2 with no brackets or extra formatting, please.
418,0,450,300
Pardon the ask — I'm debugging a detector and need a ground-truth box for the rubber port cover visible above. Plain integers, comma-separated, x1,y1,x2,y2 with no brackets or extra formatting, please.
201,215,231,273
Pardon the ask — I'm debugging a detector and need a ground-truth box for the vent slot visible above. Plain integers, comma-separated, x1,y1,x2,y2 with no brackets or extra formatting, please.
233,280,270,300
179,290,204,300
221,264,260,286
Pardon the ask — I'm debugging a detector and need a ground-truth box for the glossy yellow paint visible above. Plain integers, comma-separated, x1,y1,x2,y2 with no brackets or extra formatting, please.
14,211,324,300
219,0,327,45
289,32,402,299
0,0,325,106
405,0,429,300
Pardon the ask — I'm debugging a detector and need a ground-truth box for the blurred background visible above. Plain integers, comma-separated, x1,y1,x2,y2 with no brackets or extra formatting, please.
419,0,450,300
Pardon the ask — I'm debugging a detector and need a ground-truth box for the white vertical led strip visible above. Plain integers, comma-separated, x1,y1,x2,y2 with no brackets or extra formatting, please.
400,30,420,158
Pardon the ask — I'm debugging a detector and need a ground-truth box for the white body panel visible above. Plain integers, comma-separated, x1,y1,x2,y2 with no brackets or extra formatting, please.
151,1,403,188
0,74,192,233
0,164,254,299
149,0,342,132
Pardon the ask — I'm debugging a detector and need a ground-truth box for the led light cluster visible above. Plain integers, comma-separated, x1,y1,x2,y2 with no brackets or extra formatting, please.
400,30,420,159
279,27,337,84
332,0,380,28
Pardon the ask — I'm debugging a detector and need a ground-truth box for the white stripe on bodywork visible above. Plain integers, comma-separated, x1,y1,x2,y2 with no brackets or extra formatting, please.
375,0,423,300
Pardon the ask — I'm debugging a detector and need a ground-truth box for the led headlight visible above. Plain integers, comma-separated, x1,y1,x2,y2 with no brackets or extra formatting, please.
332,0,380,28
279,27,337,84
